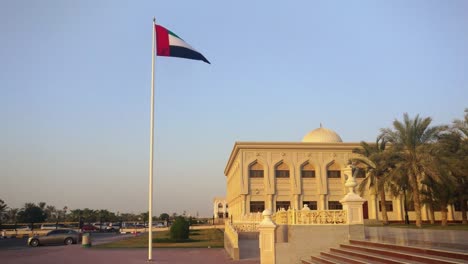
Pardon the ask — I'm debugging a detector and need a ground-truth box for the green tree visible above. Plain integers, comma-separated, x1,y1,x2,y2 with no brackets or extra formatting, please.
17,203,46,226
453,108,468,224
0,199,8,224
7,208,18,224
420,173,456,226
44,205,57,221
350,137,397,225
81,208,98,223
381,113,446,227
159,213,170,222
170,216,189,240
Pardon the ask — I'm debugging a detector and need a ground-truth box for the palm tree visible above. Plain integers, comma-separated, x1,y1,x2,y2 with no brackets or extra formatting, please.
453,109,468,224
44,205,57,222
350,137,397,225
7,208,19,224
381,113,446,227
0,199,8,224
420,173,456,226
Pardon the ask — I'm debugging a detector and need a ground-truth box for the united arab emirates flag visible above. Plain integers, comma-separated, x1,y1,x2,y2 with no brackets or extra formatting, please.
155,25,210,64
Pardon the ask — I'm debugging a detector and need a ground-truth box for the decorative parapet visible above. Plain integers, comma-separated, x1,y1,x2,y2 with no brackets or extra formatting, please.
232,207,347,230
240,212,263,222
271,207,347,225
232,222,260,232
225,220,239,247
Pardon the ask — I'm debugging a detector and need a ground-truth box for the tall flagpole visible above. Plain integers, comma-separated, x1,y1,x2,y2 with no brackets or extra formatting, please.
148,17,156,261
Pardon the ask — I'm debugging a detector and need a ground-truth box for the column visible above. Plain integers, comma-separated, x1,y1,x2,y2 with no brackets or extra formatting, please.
319,194,326,210
293,194,299,210
267,194,274,211
258,209,277,264
369,194,378,220
447,205,454,221
214,201,218,219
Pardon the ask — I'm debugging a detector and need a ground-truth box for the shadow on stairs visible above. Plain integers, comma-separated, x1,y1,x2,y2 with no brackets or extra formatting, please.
301,240,468,264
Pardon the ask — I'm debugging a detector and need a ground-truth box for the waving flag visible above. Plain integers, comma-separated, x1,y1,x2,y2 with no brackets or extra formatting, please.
155,25,210,64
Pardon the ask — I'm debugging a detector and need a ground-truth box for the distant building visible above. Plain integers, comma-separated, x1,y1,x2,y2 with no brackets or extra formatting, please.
213,197,228,219
224,126,464,223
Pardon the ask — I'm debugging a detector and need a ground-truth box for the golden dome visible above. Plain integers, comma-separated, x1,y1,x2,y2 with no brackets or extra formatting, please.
302,126,343,143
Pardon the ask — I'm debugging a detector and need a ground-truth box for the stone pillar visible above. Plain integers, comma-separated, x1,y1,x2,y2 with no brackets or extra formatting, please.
447,205,454,221
241,195,247,216
340,166,366,225
267,194,274,211
259,209,277,264
214,202,219,219
369,194,378,220
421,204,428,221
319,194,326,210
293,194,299,210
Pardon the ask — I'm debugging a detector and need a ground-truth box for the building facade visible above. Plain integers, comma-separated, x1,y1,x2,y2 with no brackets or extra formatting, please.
224,127,464,223
213,197,228,219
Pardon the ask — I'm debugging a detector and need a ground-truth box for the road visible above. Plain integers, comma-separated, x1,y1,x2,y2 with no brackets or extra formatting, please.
0,232,127,250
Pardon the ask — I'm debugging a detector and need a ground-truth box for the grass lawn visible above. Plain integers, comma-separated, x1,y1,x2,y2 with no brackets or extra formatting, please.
366,223,468,231
95,228,224,248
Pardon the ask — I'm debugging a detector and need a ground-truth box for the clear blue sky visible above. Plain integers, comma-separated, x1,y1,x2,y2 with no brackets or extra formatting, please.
1,1,467,217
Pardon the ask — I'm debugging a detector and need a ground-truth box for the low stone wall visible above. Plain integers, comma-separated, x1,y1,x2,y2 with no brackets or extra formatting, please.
274,224,365,264
224,232,239,260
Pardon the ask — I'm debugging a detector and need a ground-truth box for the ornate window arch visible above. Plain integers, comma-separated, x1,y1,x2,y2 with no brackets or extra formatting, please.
327,161,341,178
275,161,290,178
249,161,264,178
301,161,315,178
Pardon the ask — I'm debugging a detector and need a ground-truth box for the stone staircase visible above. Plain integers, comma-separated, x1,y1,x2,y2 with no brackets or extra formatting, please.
302,240,468,264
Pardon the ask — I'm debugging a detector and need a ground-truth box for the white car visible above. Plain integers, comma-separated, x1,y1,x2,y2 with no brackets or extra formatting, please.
40,224,65,230
106,223,121,231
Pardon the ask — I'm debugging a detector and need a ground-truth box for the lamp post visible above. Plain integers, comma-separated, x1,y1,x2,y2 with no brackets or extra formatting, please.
403,184,410,225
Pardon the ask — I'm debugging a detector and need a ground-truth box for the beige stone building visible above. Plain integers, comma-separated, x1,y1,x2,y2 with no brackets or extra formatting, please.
224,126,464,223
213,197,228,219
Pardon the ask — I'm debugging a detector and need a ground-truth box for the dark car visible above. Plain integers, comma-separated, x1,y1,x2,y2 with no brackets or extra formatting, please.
28,229,81,247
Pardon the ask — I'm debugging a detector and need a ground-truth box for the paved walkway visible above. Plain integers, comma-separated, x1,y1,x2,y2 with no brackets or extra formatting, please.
365,226,468,253
0,246,260,264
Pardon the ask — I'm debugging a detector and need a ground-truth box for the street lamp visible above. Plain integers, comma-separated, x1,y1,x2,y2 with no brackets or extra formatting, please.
402,184,410,225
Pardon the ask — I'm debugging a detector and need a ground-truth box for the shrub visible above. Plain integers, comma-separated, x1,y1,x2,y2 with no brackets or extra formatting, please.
170,216,189,240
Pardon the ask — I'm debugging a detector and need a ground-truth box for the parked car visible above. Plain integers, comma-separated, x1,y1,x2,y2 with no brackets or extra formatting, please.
106,223,121,232
28,229,81,247
40,224,65,230
81,224,98,232
92,223,105,231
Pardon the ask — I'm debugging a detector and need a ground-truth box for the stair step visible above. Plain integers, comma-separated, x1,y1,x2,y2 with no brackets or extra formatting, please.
349,240,468,261
321,251,375,264
340,244,464,264
330,247,417,264
308,255,341,264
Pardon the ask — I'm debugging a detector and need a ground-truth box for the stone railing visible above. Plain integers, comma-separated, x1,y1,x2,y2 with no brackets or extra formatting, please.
232,222,260,232
231,206,347,233
224,220,239,247
272,207,347,225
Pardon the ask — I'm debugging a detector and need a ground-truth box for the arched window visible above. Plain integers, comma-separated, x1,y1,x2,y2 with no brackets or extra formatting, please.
218,203,223,209
275,162,289,178
249,162,264,178
301,162,315,178
327,162,341,178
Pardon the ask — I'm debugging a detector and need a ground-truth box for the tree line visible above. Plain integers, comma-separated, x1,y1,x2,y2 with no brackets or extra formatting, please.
0,200,179,227
351,110,468,227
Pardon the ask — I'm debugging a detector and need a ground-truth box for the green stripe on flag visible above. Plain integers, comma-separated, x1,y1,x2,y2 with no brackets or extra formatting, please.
168,30,183,41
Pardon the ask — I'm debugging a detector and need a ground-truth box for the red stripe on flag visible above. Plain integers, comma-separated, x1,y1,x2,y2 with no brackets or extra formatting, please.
156,25,170,56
